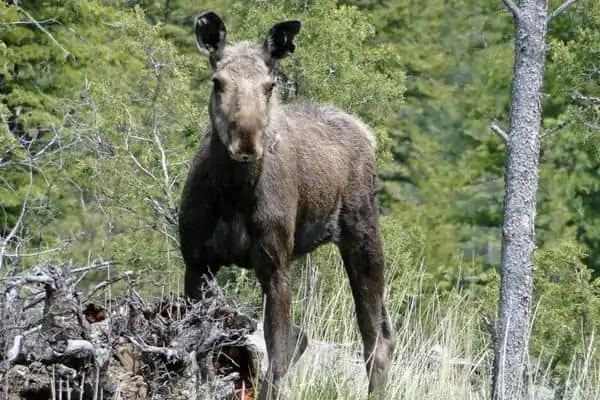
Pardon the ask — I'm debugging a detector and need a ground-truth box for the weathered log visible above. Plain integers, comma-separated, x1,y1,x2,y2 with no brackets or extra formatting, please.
0,263,264,400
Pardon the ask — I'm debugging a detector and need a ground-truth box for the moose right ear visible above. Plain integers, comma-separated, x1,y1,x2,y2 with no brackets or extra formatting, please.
194,11,227,63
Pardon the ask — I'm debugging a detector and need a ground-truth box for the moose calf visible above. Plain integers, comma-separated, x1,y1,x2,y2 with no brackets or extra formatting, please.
178,11,396,400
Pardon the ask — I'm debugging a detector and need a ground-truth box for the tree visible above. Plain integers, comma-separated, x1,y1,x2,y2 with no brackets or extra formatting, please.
491,0,582,398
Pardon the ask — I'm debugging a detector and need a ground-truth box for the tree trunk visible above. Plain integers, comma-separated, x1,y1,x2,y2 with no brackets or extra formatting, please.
492,0,548,398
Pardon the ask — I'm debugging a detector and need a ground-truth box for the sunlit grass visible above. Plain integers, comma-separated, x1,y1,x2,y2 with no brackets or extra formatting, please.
212,251,600,400
96,238,600,400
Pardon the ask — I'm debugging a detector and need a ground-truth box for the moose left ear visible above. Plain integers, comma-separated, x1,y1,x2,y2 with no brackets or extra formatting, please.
264,20,302,61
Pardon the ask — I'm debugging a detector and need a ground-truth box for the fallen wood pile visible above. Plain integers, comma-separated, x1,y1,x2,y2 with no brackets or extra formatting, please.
0,262,264,400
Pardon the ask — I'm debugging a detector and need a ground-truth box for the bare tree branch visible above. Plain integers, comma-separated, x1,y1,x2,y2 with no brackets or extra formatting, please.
15,6,72,59
0,156,33,270
542,120,571,137
572,92,600,105
82,270,134,301
71,260,117,274
503,0,523,20
146,47,174,211
547,0,581,23
0,18,59,26
490,123,509,142
581,121,600,131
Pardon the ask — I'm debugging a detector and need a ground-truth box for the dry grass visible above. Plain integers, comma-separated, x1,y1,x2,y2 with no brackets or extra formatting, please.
280,252,490,400
68,246,600,400
235,251,600,400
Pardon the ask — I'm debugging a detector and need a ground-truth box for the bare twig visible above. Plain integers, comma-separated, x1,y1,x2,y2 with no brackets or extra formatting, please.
542,120,571,137
547,0,581,23
572,92,600,105
70,260,118,274
15,6,72,59
127,335,182,362
122,106,158,181
83,270,134,301
503,0,522,20
0,157,33,269
0,18,59,26
146,47,174,211
490,123,509,142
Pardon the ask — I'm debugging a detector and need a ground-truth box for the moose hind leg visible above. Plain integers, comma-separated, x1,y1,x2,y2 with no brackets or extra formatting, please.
338,202,396,399
290,323,308,366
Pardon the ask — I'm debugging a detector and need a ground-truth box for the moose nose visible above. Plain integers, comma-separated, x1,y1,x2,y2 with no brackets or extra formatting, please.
228,147,256,163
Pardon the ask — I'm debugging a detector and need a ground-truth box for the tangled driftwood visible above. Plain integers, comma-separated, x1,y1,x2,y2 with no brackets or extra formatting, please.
0,262,265,400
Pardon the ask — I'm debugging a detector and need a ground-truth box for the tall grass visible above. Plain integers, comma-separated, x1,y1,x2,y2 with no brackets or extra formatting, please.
89,232,600,399
276,248,491,400
214,248,600,400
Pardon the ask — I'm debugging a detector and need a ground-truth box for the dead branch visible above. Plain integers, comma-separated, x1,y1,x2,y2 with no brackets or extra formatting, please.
572,92,600,105
15,5,72,59
0,262,265,400
490,122,509,142
0,18,60,26
547,0,581,23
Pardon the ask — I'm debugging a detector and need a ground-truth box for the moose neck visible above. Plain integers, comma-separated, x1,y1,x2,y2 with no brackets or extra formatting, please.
208,129,263,196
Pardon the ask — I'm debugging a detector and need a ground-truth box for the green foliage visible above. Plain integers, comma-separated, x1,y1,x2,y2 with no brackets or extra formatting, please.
480,240,600,385
532,242,600,380
3,0,600,393
544,0,600,273
0,0,127,260
71,8,202,273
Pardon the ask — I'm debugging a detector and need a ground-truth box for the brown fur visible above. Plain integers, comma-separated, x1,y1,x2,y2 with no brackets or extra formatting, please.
178,11,396,400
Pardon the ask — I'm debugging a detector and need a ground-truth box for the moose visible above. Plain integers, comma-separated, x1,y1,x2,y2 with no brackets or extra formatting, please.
178,11,396,400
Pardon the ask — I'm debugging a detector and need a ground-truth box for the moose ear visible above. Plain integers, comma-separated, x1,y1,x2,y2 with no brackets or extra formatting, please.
264,20,302,61
194,11,227,61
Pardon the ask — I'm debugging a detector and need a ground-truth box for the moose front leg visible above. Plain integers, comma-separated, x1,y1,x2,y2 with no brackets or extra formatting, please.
179,200,220,301
251,227,304,400
183,256,221,301
258,266,293,400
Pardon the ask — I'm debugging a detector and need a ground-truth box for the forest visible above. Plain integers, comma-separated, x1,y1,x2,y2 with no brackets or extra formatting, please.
1,0,599,398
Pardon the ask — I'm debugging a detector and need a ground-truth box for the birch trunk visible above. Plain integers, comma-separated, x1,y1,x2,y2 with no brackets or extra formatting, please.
492,0,547,398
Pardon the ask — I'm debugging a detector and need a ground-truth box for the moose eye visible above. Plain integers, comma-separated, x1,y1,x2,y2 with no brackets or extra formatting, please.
212,77,225,92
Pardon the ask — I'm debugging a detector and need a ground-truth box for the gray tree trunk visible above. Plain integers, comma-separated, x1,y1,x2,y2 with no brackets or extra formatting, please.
492,0,548,398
